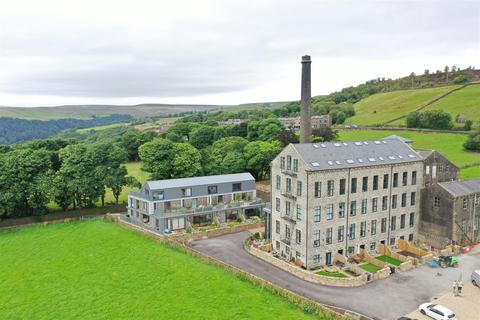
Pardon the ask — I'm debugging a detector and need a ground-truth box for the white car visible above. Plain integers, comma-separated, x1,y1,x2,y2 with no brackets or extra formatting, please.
419,303,456,320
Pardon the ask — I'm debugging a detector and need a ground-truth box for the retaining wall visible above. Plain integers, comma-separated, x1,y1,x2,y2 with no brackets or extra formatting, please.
378,244,415,272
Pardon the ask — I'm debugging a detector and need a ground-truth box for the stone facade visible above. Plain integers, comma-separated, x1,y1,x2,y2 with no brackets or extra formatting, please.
418,150,458,186
279,115,332,131
270,142,423,270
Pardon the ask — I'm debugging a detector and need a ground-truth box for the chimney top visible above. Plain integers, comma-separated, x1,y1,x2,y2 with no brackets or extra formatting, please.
301,55,311,62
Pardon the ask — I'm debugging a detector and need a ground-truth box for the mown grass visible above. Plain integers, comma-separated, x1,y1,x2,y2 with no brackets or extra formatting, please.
315,271,349,278
459,166,480,179
76,122,130,133
375,255,402,267
348,86,458,126
103,162,150,204
0,220,327,320
337,130,480,173
359,263,381,273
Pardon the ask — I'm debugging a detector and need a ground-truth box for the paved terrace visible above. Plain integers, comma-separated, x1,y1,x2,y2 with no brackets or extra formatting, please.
189,231,480,320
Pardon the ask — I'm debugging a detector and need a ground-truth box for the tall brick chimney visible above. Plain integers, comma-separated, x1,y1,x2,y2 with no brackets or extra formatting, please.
300,55,311,143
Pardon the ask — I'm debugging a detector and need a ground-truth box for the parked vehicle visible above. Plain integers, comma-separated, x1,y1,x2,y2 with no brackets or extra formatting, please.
472,269,480,287
437,255,458,268
419,303,456,320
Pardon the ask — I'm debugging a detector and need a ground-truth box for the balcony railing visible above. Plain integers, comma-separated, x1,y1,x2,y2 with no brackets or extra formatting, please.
151,198,265,218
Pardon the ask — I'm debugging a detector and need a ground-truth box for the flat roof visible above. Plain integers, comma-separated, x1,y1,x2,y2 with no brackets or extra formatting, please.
438,179,480,197
146,172,255,190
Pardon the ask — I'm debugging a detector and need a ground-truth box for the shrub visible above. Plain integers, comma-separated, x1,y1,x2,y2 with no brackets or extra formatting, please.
406,110,453,130
453,75,469,84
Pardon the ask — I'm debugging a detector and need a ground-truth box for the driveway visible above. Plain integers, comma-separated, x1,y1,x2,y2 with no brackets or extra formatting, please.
189,231,480,320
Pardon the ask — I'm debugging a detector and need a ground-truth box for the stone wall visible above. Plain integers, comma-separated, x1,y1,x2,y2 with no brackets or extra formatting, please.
378,244,415,272
398,239,433,264
248,246,368,287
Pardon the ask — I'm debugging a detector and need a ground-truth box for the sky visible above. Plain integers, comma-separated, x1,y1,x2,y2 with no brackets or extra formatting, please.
0,0,479,107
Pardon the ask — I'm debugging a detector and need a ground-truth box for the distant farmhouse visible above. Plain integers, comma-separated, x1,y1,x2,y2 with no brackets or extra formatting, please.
155,122,175,134
217,119,245,126
279,115,331,131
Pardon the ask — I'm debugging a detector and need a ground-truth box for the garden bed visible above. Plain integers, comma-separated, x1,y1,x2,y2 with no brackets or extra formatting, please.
359,263,382,273
315,270,349,278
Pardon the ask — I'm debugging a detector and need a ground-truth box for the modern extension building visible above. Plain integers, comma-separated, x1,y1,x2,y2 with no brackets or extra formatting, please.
127,173,264,233
269,139,424,269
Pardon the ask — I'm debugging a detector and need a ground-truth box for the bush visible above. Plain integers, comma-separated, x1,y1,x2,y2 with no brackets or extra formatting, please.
406,110,453,130
464,132,480,151
453,75,469,84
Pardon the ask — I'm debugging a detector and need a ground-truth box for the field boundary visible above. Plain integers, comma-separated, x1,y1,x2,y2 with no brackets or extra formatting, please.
107,214,373,320
341,126,470,135
382,82,480,125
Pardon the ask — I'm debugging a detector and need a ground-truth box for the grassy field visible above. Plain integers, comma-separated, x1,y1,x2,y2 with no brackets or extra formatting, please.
459,166,480,180
375,255,402,267
0,220,328,319
76,122,131,133
338,130,480,173
103,162,149,205
315,271,349,278
348,86,458,126
359,263,381,273
423,84,480,123
134,117,180,131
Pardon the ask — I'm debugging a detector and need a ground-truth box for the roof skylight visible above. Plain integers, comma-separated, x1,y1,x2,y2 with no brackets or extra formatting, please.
346,159,354,164
358,158,364,163
368,158,376,162
327,161,334,166
311,162,320,167
388,156,396,160
408,154,416,158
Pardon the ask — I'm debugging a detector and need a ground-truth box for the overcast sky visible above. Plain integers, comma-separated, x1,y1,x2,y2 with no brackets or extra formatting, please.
0,0,479,107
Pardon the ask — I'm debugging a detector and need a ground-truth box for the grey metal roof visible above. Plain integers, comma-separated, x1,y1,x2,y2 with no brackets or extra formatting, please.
416,149,434,159
146,172,255,190
383,135,413,144
438,179,480,197
293,139,422,171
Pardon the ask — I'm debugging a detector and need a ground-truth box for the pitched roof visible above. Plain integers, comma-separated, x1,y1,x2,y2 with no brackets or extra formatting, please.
416,149,434,159
383,135,413,144
146,172,255,190
292,139,421,171
438,179,480,197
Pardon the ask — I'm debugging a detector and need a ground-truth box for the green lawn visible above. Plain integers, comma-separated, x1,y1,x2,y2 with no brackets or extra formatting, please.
423,84,480,126
315,270,349,278
338,130,480,174
0,220,328,319
375,255,402,267
359,263,381,273
459,166,480,179
103,162,150,205
349,86,459,126
76,122,130,133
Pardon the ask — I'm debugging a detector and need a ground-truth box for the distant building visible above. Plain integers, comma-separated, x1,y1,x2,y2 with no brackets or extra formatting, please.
417,150,458,186
279,115,331,131
127,173,264,233
456,114,467,124
217,119,245,126
156,122,175,133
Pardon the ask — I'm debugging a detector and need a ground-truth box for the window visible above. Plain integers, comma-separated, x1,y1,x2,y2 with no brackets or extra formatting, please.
426,165,430,175
327,204,334,220
383,174,389,189
360,221,366,237
286,155,292,170
392,194,398,209
314,206,321,222
402,172,407,186
275,175,281,190
313,230,320,247
338,202,345,218
373,175,379,190
285,224,291,240
409,212,415,227
295,251,301,260
275,221,280,234
362,176,368,192
181,188,192,197
351,178,357,193
393,173,398,187
276,241,280,250
390,237,396,246
326,228,333,244
286,178,291,193
152,191,164,201
371,220,377,235
434,196,440,207
411,171,417,185
296,204,302,220
313,254,320,263
314,182,321,198
208,185,218,194
349,223,356,240
275,198,280,211
296,181,302,196
350,200,357,216
295,229,301,244
382,196,388,211
361,199,367,214
372,197,378,212
391,216,396,231
280,157,285,169
285,201,291,216
411,192,416,206
232,183,242,192
400,214,406,229
327,180,334,197
370,242,376,251
408,233,414,241
401,193,407,207
293,159,298,172
338,226,345,242
339,178,346,195
381,218,387,233
463,197,468,209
